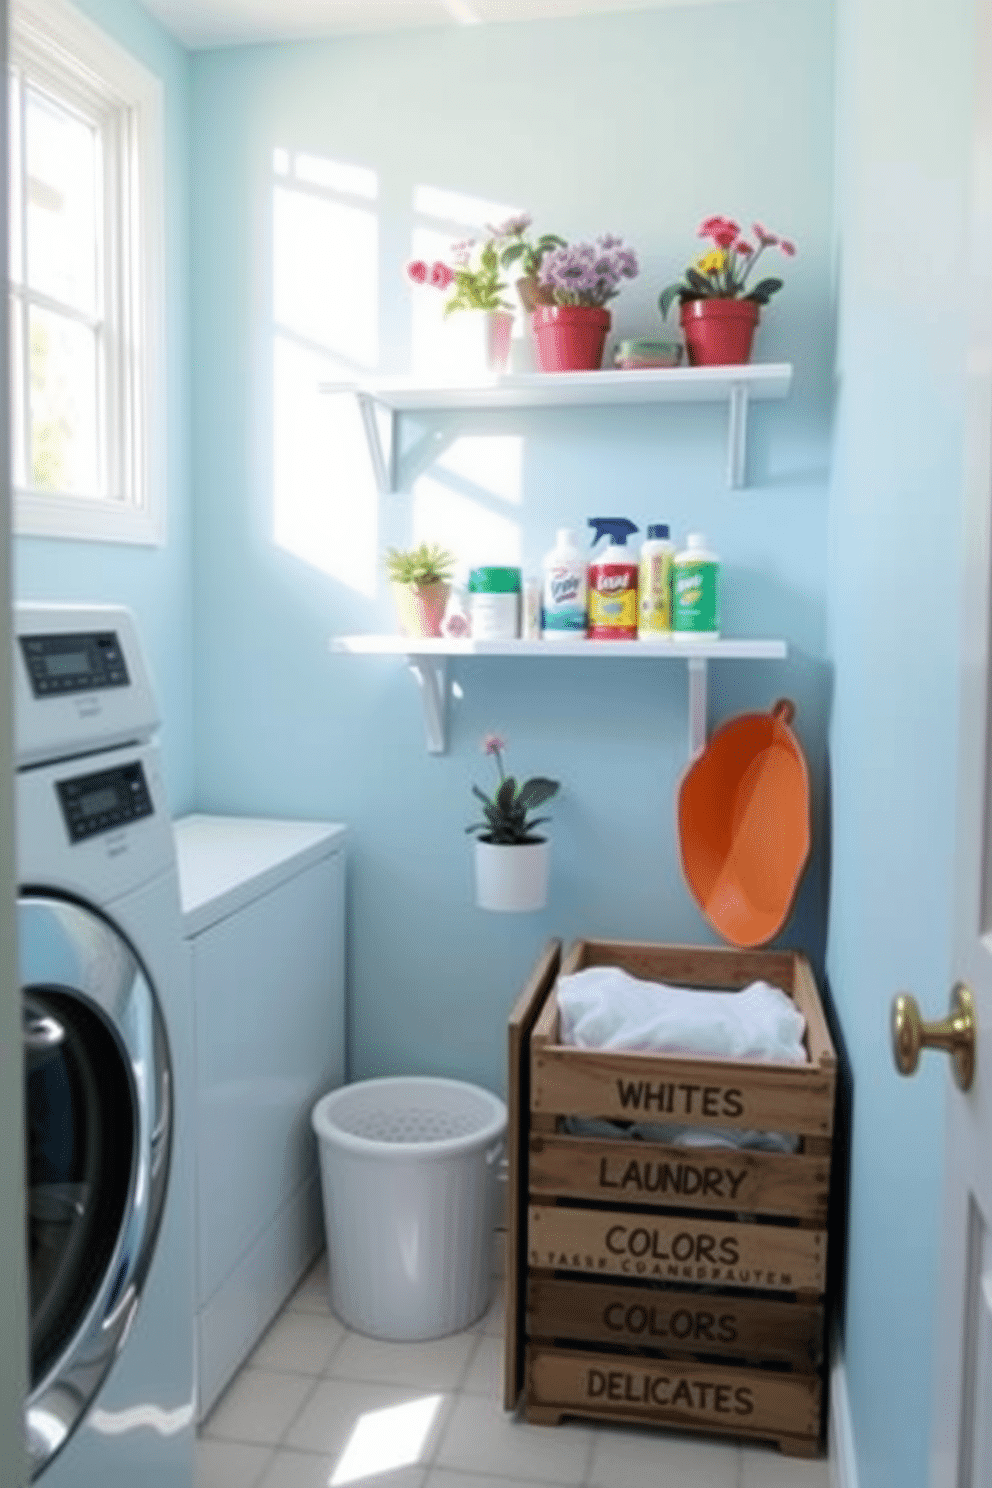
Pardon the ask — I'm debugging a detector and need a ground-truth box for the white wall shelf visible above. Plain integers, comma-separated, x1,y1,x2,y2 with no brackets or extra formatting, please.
330,634,788,757
322,363,793,492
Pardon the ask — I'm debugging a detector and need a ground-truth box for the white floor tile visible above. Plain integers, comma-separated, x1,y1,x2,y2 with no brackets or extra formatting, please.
202,1367,317,1447
258,1447,427,1488
740,1444,831,1487
327,1328,477,1391
284,1376,452,1463
435,1395,593,1485
196,1438,274,1488
426,1472,563,1488
250,1310,347,1375
588,1421,739,1488
462,1334,505,1398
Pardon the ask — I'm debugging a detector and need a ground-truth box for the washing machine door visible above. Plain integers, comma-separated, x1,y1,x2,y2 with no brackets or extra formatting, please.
20,892,172,1480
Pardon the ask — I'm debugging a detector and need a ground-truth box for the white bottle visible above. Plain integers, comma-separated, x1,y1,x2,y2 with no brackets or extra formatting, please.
541,529,587,639
638,523,675,638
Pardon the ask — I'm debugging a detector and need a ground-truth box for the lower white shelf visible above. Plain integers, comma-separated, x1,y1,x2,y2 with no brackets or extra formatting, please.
330,634,788,757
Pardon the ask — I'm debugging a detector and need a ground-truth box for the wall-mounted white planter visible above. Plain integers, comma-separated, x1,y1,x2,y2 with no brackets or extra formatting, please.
474,838,550,913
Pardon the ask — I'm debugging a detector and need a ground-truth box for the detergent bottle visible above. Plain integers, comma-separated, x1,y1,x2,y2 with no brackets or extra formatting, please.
541,528,587,639
587,517,639,639
672,532,720,638
638,523,675,637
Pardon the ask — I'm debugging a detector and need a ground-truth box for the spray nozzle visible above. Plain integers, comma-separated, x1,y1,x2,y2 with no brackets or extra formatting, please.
588,517,639,548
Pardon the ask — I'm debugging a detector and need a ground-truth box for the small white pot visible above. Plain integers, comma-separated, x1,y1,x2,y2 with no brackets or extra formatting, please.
474,838,550,913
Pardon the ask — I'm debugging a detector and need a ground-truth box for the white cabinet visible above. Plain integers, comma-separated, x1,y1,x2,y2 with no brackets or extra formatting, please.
174,814,347,1420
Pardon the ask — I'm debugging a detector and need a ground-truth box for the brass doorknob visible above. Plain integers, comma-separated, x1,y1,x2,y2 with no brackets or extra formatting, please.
891,983,977,1091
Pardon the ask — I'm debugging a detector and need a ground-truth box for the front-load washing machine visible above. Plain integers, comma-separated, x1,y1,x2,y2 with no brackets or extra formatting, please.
13,603,195,1486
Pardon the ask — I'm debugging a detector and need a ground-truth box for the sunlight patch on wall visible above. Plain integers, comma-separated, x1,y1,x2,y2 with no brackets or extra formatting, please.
271,148,380,590
413,473,521,574
272,336,378,593
435,433,522,502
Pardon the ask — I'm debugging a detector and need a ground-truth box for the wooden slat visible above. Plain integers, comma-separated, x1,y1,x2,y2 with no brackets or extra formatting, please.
531,1044,835,1136
504,939,561,1412
526,1344,822,1442
567,939,802,992
527,1276,824,1368
528,1204,827,1295
791,956,837,1073
528,1133,830,1222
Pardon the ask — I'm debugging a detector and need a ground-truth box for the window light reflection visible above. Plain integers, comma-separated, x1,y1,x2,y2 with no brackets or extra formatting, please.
413,473,521,573
329,1393,444,1485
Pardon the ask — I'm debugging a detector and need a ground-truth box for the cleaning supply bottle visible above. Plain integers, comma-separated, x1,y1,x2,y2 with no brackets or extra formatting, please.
638,523,675,638
587,517,639,640
541,529,587,639
672,532,720,638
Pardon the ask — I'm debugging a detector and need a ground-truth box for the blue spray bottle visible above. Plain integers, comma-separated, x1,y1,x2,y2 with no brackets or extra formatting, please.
587,517,639,639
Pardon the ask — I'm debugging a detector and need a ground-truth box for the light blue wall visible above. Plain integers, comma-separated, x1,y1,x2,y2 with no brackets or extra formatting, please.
827,0,973,1483
13,0,194,813
188,0,836,1095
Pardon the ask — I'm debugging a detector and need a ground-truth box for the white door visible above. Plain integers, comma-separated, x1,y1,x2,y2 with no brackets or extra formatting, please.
909,6,992,1483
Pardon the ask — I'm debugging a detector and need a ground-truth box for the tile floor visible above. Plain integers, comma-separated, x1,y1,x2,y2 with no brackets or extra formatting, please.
197,1255,833,1488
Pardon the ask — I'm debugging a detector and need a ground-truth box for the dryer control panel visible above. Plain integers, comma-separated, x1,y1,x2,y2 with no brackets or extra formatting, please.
57,761,154,843
13,603,159,768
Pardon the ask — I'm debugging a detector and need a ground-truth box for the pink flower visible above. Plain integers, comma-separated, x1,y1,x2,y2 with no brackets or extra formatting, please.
699,215,740,249
736,240,754,256
406,259,429,284
779,238,797,256
482,734,506,757
430,260,455,289
752,222,778,246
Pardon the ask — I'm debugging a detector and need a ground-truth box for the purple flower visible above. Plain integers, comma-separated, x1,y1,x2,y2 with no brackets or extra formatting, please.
538,236,639,307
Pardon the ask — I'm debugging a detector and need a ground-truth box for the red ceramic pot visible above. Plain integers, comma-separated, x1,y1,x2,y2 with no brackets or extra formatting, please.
680,298,760,366
532,305,611,372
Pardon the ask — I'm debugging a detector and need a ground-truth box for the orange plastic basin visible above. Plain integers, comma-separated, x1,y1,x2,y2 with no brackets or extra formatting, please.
677,699,811,948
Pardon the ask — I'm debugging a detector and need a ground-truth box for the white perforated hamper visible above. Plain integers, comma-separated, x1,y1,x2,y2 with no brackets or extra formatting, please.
311,1076,507,1340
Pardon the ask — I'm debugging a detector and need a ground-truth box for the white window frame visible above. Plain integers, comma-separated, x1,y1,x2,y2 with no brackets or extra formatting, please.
9,0,165,545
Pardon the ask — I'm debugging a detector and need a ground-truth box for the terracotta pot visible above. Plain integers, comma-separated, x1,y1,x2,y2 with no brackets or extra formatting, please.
532,305,611,373
474,838,550,912
679,298,760,366
391,580,450,639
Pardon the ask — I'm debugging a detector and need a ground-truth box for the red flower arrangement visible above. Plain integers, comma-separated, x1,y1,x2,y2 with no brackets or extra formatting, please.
658,216,796,320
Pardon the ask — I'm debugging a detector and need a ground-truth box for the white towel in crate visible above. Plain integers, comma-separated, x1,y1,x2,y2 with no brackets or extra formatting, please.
557,966,808,1065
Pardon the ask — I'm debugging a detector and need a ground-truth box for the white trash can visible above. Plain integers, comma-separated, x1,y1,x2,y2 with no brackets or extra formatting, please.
311,1076,507,1341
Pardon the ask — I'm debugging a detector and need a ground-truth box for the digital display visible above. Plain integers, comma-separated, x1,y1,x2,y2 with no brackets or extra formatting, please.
20,631,128,697
43,650,93,678
77,786,119,817
56,761,153,843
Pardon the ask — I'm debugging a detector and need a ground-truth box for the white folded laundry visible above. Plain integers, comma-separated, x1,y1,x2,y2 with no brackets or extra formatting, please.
557,965,808,1064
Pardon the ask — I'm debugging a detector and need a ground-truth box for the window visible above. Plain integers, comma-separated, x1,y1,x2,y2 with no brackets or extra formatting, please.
9,0,165,543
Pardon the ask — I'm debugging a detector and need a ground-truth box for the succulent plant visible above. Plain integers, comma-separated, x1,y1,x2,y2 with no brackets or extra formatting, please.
385,543,456,588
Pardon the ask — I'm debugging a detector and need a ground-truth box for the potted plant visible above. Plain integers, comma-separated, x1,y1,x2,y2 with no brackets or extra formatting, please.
466,734,559,912
386,542,456,639
406,240,514,374
490,212,567,314
658,216,796,366
532,235,639,372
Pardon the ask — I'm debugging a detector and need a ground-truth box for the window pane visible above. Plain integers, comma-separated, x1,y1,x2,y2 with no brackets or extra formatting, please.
26,85,99,315
29,306,99,496
10,294,27,486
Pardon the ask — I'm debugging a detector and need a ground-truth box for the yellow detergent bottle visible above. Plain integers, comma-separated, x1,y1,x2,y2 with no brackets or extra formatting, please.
638,523,675,637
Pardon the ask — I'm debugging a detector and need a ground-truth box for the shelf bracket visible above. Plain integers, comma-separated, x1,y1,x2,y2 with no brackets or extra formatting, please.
356,393,398,496
727,383,749,489
687,657,708,759
407,654,448,754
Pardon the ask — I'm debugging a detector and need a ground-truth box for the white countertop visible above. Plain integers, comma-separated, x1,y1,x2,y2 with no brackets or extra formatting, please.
173,813,347,935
